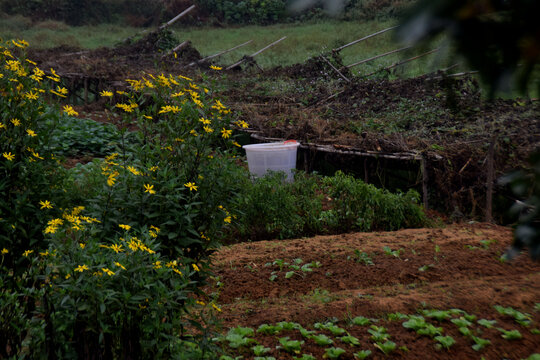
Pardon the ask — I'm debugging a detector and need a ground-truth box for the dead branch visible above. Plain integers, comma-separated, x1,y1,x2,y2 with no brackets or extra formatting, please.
362,48,439,77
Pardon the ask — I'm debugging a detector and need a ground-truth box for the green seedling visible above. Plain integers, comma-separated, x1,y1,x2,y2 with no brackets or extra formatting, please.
300,328,316,338
252,344,272,356
387,312,408,321
451,317,472,328
277,321,301,331
324,347,346,359
311,334,334,346
382,246,403,258
534,303,540,312
277,337,303,354
435,335,456,350
285,271,295,279
351,316,372,326
418,264,435,272
340,335,361,346
494,305,532,326
531,329,540,335
525,354,540,360
497,328,522,340
219,356,243,360
269,272,278,281
225,326,256,348
368,326,390,342
459,327,473,337
471,336,491,351
254,357,275,360
314,322,346,336
374,340,396,355
402,315,427,331
422,309,451,321
257,323,280,335
417,324,443,338
480,238,497,249
294,355,316,360
349,250,374,265
353,350,372,359
477,319,497,329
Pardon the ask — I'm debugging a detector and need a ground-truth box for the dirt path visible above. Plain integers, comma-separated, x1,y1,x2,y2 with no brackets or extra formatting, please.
210,223,540,359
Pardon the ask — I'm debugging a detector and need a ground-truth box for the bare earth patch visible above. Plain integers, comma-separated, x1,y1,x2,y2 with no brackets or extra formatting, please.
210,223,540,359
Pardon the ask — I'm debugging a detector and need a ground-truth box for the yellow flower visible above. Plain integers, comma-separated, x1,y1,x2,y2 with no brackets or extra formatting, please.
199,117,211,125
150,225,160,233
102,268,115,276
107,171,118,186
22,250,34,257
127,166,140,175
210,65,222,70
203,126,213,133
173,268,183,275
211,303,222,312
79,243,86,249
65,273,71,279
192,264,200,272
224,216,232,223
39,200,53,209
39,250,49,256
25,91,39,100
166,260,177,268
184,182,198,191
190,129,198,137
10,118,21,126
153,261,162,269
144,184,156,194
149,230,158,238
100,90,113,97
232,141,241,147
75,264,89,272
119,224,131,231
221,128,232,139
0,123,5,129
114,262,126,270
1,248,8,255
3,152,15,161
26,129,37,137
110,244,124,253
63,105,78,116
196,300,205,306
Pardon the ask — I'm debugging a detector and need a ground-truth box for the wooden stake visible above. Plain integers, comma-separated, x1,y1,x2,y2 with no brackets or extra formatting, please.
362,48,439,77
320,55,350,83
421,157,429,210
226,36,287,70
346,46,412,69
160,5,196,29
485,137,496,223
333,26,397,52
185,40,253,67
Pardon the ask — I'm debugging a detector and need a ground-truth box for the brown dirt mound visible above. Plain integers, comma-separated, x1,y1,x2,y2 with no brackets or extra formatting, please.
210,223,540,359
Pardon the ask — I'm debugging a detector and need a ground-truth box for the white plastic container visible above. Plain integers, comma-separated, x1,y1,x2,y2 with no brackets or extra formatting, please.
243,140,300,181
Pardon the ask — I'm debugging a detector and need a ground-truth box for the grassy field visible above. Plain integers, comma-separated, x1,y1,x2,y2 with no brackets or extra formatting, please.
1,16,452,78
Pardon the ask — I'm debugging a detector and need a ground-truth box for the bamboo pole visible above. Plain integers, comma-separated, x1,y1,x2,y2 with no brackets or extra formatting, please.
160,5,196,29
346,46,412,69
333,26,397,53
226,36,287,70
185,40,253,67
320,55,350,83
161,41,190,59
362,48,439,77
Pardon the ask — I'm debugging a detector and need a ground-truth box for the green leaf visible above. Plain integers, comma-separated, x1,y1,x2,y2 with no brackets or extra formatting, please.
324,347,346,359
311,334,333,346
340,335,361,346
434,335,456,349
351,316,371,326
477,319,497,328
353,349,372,359
285,271,295,279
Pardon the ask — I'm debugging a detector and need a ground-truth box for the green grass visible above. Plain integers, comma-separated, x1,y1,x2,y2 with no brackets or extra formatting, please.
0,16,450,77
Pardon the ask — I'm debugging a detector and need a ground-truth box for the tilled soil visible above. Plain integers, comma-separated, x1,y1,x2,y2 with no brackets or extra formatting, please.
210,223,540,359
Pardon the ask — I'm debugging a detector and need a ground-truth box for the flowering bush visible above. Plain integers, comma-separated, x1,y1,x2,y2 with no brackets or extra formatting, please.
25,211,219,358
0,39,76,270
1,40,245,358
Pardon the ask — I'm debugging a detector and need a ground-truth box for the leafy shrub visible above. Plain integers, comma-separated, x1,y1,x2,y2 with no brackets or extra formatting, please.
0,40,73,270
322,171,426,231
